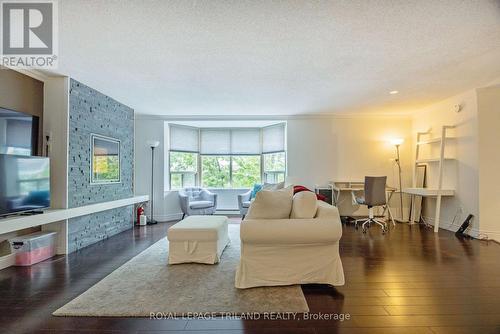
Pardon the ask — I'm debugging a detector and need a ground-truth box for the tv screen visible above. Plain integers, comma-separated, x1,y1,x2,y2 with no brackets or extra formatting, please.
0,154,50,217
0,108,39,156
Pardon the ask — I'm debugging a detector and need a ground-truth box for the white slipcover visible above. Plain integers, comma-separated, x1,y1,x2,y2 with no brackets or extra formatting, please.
290,191,318,218
235,200,345,289
167,215,229,264
245,186,293,219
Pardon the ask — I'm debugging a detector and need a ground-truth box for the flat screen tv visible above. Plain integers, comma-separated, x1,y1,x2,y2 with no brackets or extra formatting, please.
0,108,40,156
0,154,50,217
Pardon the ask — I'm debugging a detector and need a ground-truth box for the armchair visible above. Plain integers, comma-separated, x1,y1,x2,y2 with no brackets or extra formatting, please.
237,189,252,218
178,187,218,218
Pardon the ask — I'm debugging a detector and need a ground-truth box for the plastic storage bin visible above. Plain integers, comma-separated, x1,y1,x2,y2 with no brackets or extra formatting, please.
9,231,57,266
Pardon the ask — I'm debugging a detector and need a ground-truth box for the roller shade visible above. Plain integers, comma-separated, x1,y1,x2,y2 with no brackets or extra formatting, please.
262,123,285,153
200,129,231,155
169,124,199,152
169,123,285,155
231,128,261,154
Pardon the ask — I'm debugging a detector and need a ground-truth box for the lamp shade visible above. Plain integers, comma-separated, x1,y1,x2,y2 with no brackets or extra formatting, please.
147,140,160,148
390,138,404,146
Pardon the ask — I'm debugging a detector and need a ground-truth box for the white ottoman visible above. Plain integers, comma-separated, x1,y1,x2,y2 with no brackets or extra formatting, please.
167,215,229,264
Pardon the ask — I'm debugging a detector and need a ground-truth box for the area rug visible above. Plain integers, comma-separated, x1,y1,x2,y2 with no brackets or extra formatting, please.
53,224,309,317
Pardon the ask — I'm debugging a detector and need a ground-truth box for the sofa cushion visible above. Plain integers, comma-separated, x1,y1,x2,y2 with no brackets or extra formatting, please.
290,191,318,219
262,181,285,190
189,200,213,209
246,186,293,219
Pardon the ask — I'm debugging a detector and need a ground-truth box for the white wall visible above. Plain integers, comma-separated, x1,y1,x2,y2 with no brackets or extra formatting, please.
134,119,183,221
135,115,412,221
477,84,500,241
41,76,70,254
287,116,412,217
411,90,480,233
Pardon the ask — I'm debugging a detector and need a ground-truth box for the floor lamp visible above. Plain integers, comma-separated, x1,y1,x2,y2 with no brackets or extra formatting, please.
146,140,160,225
391,138,405,222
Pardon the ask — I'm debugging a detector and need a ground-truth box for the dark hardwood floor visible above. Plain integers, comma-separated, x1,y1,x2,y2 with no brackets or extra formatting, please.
1,220,500,334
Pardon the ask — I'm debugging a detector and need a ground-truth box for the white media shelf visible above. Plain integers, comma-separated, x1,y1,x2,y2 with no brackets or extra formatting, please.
0,195,149,269
0,195,149,235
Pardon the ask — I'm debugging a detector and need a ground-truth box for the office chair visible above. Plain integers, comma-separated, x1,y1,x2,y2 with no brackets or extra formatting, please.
354,176,395,234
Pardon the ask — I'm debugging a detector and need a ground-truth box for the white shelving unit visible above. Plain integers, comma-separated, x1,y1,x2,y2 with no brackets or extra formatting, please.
404,125,456,232
0,195,149,270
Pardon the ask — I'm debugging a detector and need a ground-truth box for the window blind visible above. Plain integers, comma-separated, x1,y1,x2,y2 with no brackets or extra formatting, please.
200,129,231,155
169,124,199,152
169,123,285,155
262,123,285,153
231,128,261,155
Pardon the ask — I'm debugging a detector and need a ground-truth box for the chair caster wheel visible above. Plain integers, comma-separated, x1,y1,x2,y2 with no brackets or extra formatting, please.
362,229,367,234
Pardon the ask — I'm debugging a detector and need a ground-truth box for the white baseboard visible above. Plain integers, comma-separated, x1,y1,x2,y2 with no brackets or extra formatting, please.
215,210,240,215
481,230,500,242
421,215,467,233
421,215,500,241
154,213,183,222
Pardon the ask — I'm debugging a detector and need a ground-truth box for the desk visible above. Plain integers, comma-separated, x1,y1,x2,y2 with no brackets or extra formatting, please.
329,181,397,218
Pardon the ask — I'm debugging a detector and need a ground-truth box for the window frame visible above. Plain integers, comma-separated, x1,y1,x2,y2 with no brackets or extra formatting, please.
167,123,287,190
168,150,199,190
262,151,287,184
199,154,262,189
200,155,231,189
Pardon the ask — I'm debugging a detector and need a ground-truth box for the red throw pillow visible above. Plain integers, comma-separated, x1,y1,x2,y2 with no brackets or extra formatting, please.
293,185,327,201
316,193,327,201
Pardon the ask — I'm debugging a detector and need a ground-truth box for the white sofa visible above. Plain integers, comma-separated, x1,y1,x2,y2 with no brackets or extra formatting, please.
235,194,345,289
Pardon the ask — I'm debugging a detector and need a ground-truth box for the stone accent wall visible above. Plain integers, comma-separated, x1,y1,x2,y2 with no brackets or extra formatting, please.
67,79,134,253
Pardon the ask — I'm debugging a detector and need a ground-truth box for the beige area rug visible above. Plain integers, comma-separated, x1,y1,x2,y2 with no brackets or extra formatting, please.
53,224,309,317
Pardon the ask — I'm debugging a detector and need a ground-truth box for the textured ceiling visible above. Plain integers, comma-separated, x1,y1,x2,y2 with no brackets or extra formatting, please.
54,0,500,116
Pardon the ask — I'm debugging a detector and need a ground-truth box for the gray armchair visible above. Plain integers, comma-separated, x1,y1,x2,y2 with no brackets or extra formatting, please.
178,187,218,218
238,189,252,219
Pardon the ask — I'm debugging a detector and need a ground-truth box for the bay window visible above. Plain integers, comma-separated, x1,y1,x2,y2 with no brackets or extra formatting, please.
201,156,231,188
263,152,286,183
262,124,286,184
168,123,286,190
169,151,198,189
168,125,199,189
231,155,261,188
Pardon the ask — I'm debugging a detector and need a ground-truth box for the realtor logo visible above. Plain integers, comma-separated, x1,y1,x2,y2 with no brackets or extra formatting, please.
1,0,58,68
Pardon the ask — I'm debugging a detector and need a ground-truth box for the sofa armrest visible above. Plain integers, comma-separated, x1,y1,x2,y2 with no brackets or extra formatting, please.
240,218,342,245
315,201,341,220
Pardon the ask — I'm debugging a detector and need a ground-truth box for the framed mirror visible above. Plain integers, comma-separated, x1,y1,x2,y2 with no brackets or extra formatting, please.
90,134,121,184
